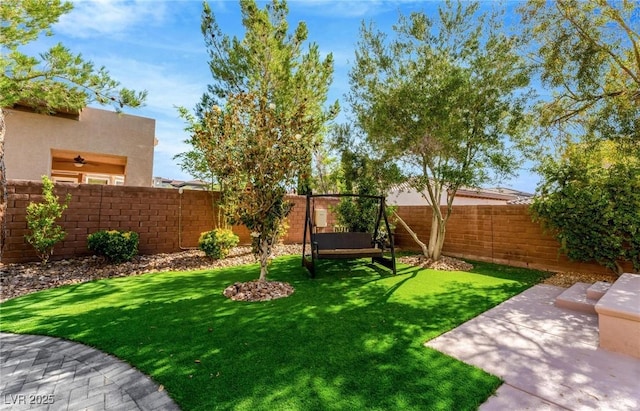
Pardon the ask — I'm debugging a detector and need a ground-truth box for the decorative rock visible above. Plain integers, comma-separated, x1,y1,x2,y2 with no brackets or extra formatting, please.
223,280,295,302
397,255,474,271
0,245,302,302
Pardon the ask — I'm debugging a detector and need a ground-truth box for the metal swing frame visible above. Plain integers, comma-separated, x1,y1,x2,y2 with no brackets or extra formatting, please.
302,193,396,277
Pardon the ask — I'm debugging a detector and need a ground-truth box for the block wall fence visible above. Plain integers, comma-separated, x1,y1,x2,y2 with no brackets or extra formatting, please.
0,180,622,276
0,180,339,264
394,205,628,276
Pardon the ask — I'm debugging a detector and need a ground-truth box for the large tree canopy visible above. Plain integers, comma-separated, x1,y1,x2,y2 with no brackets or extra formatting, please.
0,0,146,258
182,0,337,281
349,0,532,260
0,0,146,113
521,0,639,274
519,0,639,149
193,0,338,193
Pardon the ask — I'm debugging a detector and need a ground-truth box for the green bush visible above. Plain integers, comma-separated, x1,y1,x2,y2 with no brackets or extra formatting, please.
25,176,71,264
531,148,640,274
198,228,239,259
87,230,139,263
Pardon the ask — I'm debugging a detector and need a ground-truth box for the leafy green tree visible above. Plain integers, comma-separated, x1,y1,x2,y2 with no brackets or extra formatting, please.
191,0,338,192
0,0,146,258
331,123,403,233
25,176,71,264
349,0,531,261
519,0,639,150
531,142,640,274
196,93,321,281
520,1,639,274
183,0,336,282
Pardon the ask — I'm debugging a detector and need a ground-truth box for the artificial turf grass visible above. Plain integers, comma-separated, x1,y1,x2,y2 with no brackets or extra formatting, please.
0,256,547,411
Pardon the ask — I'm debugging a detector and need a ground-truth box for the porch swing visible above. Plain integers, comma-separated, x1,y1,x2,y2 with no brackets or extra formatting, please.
302,193,396,277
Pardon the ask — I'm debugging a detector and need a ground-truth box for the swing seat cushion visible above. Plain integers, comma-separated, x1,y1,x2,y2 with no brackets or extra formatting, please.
312,232,381,259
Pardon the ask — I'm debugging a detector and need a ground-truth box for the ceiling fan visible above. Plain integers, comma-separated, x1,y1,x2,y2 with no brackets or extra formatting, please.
73,155,86,168
61,155,97,168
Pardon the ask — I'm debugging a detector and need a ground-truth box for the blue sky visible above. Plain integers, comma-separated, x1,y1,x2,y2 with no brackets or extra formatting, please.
27,0,541,193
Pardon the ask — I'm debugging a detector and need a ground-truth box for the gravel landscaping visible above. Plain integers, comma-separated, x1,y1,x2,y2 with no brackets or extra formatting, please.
0,244,302,303
0,245,619,303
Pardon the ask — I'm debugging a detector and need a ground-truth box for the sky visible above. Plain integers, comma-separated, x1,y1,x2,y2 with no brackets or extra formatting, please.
25,0,542,193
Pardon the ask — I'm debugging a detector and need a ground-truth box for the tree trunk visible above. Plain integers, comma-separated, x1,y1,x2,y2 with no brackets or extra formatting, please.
258,236,271,281
431,221,446,261
0,108,6,261
392,211,429,258
427,212,440,260
614,260,624,276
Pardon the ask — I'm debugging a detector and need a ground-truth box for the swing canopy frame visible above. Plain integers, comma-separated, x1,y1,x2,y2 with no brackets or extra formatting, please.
301,193,396,277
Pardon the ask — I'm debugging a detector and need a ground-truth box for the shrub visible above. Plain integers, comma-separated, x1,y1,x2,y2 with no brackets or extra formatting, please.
198,228,239,259
25,176,71,264
531,148,640,274
87,230,139,263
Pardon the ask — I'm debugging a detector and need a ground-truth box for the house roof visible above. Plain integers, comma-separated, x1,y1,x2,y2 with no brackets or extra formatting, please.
389,181,533,202
506,196,535,205
153,177,209,189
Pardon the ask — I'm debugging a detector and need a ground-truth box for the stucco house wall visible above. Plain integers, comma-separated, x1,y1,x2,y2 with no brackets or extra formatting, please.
3,106,156,187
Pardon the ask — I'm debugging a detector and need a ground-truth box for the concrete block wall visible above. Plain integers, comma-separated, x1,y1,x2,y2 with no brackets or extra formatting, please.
1,180,340,263
3,180,218,263
394,205,629,276
1,180,630,276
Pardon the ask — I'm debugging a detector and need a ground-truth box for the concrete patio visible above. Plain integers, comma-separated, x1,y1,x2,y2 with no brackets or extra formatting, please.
426,284,640,410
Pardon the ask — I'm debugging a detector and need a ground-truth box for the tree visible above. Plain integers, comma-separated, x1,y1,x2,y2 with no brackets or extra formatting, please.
519,0,639,150
25,175,70,264
520,1,639,274
185,0,337,282
193,0,338,193
196,94,321,281
331,123,403,233
531,142,640,274
349,0,531,261
0,0,146,258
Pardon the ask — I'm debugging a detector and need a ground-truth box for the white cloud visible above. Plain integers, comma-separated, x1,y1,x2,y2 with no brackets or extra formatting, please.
87,53,208,116
56,0,167,38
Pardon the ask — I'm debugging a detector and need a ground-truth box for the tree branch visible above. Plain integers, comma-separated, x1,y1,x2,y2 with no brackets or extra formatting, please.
556,0,640,85
392,211,429,257
600,0,640,79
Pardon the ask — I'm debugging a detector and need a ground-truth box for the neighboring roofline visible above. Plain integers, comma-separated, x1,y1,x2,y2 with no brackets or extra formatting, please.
153,176,209,189
507,197,534,205
453,188,517,201
389,180,533,201
7,102,81,120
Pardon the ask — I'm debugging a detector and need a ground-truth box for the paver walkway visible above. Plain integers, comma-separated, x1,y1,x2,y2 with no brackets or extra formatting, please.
0,333,179,411
427,284,640,410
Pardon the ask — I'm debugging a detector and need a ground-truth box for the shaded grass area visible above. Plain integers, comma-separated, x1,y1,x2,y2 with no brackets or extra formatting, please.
0,256,546,410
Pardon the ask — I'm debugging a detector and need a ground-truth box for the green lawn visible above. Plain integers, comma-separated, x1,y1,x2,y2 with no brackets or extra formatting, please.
0,256,546,411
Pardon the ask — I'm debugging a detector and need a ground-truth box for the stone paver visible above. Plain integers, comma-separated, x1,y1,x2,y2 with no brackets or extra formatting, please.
427,284,640,410
0,333,179,411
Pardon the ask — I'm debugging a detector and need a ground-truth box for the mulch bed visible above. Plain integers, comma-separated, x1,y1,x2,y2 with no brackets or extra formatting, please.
397,255,474,271
0,245,302,303
223,280,295,302
1,245,620,303
541,271,619,288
